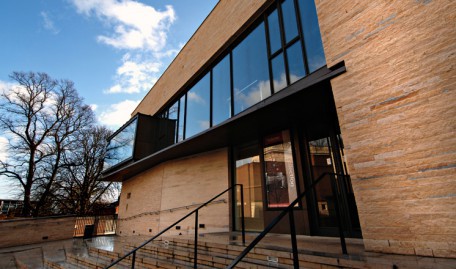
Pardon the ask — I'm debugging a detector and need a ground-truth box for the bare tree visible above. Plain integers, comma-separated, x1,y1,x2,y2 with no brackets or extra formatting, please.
32,83,95,216
0,72,95,216
54,126,119,215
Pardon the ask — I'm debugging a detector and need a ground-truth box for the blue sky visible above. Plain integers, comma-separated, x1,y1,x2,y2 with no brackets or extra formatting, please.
0,0,218,199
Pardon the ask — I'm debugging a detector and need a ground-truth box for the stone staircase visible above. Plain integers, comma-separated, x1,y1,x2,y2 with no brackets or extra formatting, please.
44,235,396,269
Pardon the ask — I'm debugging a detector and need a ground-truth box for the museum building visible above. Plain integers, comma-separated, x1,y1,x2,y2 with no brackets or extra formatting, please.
102,0,455,258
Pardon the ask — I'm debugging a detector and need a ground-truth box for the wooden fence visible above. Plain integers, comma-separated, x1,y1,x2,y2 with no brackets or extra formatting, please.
74,215,117,237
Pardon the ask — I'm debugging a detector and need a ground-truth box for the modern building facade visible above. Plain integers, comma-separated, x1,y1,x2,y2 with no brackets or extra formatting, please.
102,0,456,259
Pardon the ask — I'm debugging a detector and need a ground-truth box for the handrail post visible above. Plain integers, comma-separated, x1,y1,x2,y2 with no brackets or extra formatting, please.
194,209,198,268
330,174,348,255
131,250,136,269
239,184,246,245
288,209,299,269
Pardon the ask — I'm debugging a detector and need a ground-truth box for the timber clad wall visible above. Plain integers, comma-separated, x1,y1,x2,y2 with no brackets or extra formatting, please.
133,0,270,116
318,0,456,257
117,149,229,236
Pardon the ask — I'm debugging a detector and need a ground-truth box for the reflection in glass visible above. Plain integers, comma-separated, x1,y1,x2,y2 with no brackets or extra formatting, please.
271,53,287,93
168,101,178,143
178,95,186,142
308,137,337,227
212,55,231,126
287,41,306,83
263,130,298,208
235,144,264,231
267,10,281,54
185,74,210,138
105,118,137,169
233,22,271,114
281,0,299,43
299,0,326,72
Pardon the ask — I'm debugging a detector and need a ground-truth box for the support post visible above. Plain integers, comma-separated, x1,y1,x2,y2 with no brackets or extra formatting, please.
194,210,198,268
240,184,246,245
131,251,136,269
330,175,348,255
288,210,299,268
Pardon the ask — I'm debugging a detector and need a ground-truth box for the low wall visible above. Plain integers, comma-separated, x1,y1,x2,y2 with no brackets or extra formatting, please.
0,215,76,248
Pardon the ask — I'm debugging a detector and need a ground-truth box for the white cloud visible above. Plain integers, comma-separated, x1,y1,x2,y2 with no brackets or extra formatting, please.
0,80,17,95
187,91,205,104
70,0,179,95
70,0,175,51
40,11,60,34
0,136,8,162
105,53,161,94
90,104,98,111
98,99,140,128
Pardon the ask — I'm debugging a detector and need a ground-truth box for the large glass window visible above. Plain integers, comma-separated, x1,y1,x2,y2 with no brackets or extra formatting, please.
281,0,299,43
287,41,306,83
185,73,210,138
178,95,186,142
168,101,178,142
235,144,264,231
233,22,270,114
212,55,231,126
263,130,298,208
271,53,287,92
159,0,327,143
105,118,137,169
267,10,281,54
299,0,326,72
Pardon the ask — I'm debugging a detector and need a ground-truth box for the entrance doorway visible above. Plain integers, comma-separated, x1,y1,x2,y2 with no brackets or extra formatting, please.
303,127,361,238
233,127,361,237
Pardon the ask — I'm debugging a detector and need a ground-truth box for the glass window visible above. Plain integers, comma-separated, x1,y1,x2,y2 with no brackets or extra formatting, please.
233,22,271,114
168,101,178,143
105,118,137,169
235,144,264,231
267,10,281,54
286,41,306,83
178,95,186,142
212,55,231,126
263,130,298,208
271,53,287,93
281,0,299,43
299,0,326,72
185,73,210,138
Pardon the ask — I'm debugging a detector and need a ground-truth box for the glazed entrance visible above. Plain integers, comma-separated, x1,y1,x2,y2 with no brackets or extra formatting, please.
232,84,361,238
233,127,360,237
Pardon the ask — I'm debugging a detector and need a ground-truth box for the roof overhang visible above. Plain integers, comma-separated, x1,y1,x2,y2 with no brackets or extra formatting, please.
101,62,346,182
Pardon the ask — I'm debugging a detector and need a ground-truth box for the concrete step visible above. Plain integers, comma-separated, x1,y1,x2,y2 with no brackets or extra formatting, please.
73,235,395,269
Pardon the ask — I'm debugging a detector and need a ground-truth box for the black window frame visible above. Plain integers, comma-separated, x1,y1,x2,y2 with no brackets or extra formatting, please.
156,0,325,145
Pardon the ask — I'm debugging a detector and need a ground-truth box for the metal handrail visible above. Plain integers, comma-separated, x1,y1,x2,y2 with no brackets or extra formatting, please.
105,184,245,269
227,172,348,269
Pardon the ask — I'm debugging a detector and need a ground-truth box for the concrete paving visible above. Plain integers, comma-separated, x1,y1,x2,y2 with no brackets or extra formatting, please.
0,233,455,269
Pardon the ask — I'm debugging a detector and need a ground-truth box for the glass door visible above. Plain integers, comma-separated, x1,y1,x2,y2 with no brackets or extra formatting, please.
308,137,339,229
234,144,264,231
305,131,361,237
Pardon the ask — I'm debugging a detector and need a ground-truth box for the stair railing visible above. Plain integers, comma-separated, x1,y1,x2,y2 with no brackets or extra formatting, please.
105,184,245,269
227,172,348,269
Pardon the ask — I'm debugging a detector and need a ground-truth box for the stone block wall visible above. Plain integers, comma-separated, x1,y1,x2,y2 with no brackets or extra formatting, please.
317,0,456,258
0,216,76,248
117,148,230,237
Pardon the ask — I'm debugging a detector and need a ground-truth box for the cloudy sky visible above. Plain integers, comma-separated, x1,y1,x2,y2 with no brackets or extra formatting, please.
0,0,218,199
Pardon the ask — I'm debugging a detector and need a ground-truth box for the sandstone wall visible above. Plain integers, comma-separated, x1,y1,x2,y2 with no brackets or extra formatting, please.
317,0,456,258
0,216,76,248
117,149,230,237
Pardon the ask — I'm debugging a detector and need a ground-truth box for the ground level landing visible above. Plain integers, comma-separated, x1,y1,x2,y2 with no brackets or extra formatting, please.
1,233,454,268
